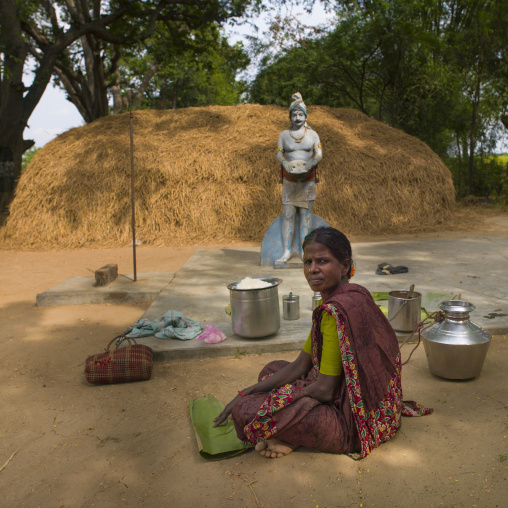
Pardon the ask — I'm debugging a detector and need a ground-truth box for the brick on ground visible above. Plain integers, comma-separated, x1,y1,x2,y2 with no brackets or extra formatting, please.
94,264,118,286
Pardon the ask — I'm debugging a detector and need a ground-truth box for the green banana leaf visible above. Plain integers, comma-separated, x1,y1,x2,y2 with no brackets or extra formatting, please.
189,395,250,461
371,292,390,301
377,304,434,321
421,292,455,312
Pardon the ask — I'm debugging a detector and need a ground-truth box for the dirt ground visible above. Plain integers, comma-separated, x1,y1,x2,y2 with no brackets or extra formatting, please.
1,208,508,508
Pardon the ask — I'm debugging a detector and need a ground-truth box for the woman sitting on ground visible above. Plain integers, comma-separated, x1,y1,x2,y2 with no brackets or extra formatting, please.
214,226,431,459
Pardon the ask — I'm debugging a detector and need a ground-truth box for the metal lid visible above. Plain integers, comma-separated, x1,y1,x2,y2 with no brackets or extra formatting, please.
283,292,299,302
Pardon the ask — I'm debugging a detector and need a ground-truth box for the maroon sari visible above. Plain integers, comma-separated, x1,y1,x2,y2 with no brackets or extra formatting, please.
232,283,432,459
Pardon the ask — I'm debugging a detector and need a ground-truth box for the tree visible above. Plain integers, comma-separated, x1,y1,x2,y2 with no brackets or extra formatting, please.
0,0,255,211
443,0,508,193
45,2,253,122
119,24,250,111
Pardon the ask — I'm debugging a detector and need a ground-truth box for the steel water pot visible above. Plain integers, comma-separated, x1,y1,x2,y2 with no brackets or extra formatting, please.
422,300,491,380
228,278,282,338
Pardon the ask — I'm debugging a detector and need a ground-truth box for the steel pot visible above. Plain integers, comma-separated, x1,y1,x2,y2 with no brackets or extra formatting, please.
422,300,491,380
388,290,422,332
228,278,282,338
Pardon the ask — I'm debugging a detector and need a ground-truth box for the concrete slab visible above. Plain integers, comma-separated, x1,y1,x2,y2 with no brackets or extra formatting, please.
35,236,508,360
36,272,175,307
133,236,508,361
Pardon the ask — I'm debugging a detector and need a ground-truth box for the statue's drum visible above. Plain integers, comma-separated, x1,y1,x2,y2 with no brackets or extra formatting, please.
287,160,313,181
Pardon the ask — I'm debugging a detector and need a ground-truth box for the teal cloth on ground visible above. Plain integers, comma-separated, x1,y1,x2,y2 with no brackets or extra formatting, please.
124,310,202,340
189,395,250,461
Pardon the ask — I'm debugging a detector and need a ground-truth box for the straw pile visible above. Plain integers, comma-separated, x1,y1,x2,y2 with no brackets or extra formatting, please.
2,105,457,248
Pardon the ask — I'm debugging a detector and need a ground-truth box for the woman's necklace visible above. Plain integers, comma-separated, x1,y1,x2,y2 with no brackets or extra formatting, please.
289,126,307,143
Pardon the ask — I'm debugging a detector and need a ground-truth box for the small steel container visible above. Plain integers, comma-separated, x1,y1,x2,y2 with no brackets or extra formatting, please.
312,292,322,310
228,278,282,338
283,292,300,320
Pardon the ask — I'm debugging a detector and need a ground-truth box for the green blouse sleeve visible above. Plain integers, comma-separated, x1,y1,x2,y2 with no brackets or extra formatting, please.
302,310,342,376
319,312,342,376
303,331,312,354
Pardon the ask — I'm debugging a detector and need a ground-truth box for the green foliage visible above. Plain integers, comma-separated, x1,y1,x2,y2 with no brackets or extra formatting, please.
122,24,250,109
22,146,40,171
234,348,247,358
445,153,508,199
248,42,323,108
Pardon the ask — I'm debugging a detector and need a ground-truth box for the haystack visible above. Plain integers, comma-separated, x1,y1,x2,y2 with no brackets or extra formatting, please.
2,105,456,248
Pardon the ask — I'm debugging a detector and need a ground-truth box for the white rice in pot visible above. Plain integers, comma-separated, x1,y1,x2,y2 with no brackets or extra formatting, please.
235,277,272,289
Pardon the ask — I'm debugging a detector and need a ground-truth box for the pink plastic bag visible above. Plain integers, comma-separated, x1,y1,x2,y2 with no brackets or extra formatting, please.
196,324,227,344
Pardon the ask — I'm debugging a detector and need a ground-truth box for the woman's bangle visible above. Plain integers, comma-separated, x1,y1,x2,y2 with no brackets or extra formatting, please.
238,390,245,397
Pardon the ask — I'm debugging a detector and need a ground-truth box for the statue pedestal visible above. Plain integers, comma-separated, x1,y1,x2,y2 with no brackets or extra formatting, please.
274,257,303,269
260,214,330,267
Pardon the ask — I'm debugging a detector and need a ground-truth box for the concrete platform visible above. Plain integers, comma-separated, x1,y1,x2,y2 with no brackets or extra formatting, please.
132,236,508,361
36,272,175,307
36,236,508,361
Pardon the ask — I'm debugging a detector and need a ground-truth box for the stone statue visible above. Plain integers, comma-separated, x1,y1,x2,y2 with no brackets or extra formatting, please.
275,93,322,263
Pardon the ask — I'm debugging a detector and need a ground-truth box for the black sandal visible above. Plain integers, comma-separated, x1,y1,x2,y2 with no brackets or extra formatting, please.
376,262,409,275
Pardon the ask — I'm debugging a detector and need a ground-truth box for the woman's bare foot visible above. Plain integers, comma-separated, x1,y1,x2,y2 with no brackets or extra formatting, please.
256,438,297,458
255,440,268,453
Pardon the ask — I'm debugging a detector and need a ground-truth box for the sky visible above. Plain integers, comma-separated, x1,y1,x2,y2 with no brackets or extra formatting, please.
25,83,85,148
24,5,333,149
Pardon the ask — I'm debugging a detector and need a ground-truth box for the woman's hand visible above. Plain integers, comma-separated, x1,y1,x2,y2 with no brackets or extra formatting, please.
304,372,340,402
213,394,242,427
213,352,312,427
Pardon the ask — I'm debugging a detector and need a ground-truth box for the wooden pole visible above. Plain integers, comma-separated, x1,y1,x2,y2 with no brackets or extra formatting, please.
129,106,137,282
